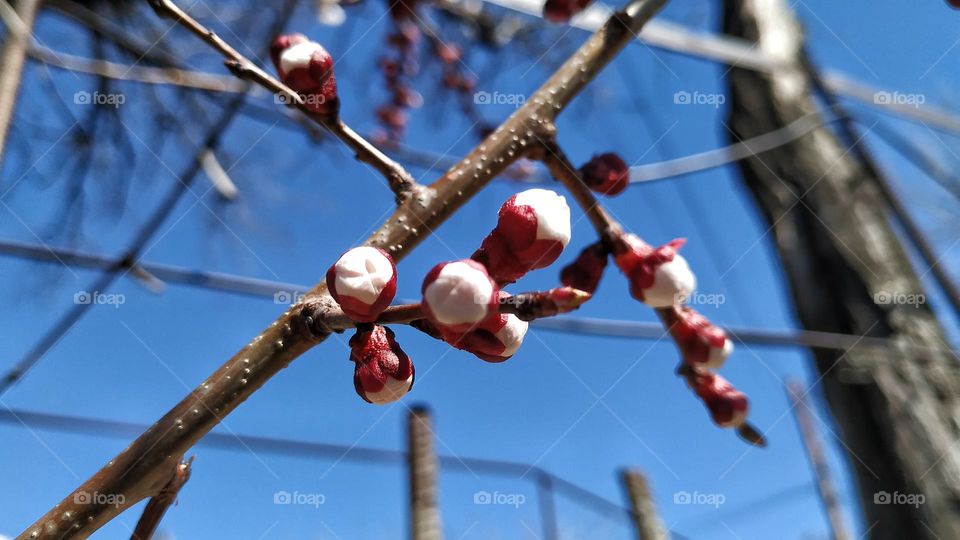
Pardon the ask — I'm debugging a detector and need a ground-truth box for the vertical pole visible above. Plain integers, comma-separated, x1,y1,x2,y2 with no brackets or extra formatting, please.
536,471,559,540
620,469,667,540
408,406,442,540
787,381,852,540
0,0,42,171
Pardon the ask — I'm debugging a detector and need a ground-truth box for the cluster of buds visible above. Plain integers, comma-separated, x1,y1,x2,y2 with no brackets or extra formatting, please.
560,241,608,294
472,188,572,284
612,234,695,308
436,43,482,137
375,21,421,144
543,0,593,23
420,261,530,362
685,368,748,428
270,34,338,116
350,325,415,404
579,153,629,196
327,247,398,323
668,305,733,369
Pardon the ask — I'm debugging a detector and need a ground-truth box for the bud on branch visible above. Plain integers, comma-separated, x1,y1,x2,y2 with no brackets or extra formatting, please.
270,34,339,116
473,188,572,284
422,259,500,332
613,234,695,308
350,325,415,404
327,246,398,323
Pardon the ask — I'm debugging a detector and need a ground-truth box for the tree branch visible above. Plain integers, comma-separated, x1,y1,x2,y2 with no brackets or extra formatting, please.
18,0,667,536
130,457,193,540
536,136,766,446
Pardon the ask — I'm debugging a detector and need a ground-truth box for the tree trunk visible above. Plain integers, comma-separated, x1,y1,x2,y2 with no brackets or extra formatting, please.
0,0,42,171
722,0,960,538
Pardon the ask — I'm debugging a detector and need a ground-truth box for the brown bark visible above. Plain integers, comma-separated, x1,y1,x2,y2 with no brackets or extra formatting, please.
0,0,43,170
723,0,960,537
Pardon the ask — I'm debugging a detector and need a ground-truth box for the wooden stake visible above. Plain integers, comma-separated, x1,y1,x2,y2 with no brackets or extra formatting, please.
621,469,667,540
408,406,442,540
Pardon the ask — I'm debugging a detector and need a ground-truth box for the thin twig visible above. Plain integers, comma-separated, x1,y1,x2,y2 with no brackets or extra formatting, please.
315,287,591,334
536,135,767,446
146,0,420,202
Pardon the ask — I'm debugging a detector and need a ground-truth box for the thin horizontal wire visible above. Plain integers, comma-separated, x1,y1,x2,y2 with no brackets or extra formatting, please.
0,406,636,525
2,238,954,357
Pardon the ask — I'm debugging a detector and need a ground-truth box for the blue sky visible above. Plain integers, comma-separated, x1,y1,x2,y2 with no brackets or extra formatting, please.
1,0,959,538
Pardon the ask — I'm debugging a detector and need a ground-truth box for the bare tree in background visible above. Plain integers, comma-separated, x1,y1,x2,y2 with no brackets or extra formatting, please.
725,0,960,537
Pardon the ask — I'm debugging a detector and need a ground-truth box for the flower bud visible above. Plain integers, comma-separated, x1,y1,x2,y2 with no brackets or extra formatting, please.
474,189,571,283
271,34,338,115
691,371,748,428
580,153,629,196
560,241,608,294
440,311,529,363
327,247,398,323
543,0,592,23
422,260,499,332
613,234,695,308
671,306,733,369
350,325,414,404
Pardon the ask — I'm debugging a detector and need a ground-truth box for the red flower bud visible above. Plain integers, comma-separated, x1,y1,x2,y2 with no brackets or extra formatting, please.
388,0,420,21
377,105,407,129
271,34,338,115
691,371,748,428
439,309,529,363
436,42,461,64
326,247,398,323
560,241,608,294
350,325,415,404
543,0,593,23
473,189,572,283
579,153,629,196
421,260,499,332
613,234,695,307
671,306,732,369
